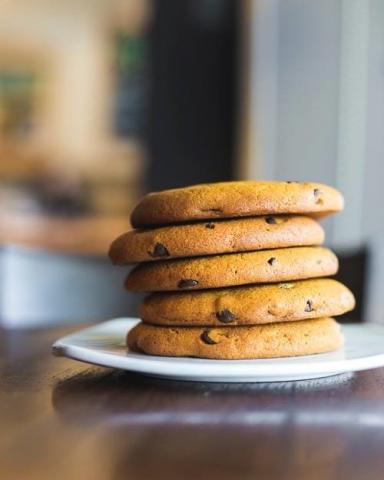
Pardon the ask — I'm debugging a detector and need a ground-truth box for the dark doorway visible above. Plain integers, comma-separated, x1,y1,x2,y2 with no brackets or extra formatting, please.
147,0,239,191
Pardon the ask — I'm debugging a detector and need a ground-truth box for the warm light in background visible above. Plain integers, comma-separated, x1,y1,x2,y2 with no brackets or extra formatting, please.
0,0,383,326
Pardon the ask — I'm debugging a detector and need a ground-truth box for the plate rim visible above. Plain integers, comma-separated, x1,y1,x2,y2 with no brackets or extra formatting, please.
52,318,384,380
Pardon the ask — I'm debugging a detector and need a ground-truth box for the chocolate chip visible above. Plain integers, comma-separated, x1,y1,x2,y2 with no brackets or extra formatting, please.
313,188,324,204
304,299,314,312
148,243,170,258
201,208,223,213
265,216,277,225
268,257,276,266
205,223,215,229
216,309,236,324
178,279,199,289
201,330,217,345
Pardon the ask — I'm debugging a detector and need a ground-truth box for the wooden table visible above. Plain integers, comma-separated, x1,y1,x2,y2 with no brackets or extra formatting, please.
0,213,130,255
1,324,384,480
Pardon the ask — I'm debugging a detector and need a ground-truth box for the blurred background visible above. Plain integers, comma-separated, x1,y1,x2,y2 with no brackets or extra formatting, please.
0,0,382,327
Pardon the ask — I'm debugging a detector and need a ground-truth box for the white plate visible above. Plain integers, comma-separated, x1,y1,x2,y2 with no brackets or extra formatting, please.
52,318,384,382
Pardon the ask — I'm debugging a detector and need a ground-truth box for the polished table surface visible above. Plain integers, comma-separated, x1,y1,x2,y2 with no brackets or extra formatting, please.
1,324,384,480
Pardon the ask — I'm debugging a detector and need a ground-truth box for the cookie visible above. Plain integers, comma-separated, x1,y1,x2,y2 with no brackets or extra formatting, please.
139,279,355,326
131,181,344,228
109,215,324,264
125,246,338,292
127,317,343,359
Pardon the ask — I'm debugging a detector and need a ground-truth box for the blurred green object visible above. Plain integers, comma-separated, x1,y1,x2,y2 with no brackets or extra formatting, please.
115,33,148,73
0,70,38,139
113,33,149,138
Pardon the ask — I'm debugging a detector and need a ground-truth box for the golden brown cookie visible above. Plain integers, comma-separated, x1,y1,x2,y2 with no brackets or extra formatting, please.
139,279,355,326
109,215,324,264
130,181,344,228
125,246,338,292
127,317,343,359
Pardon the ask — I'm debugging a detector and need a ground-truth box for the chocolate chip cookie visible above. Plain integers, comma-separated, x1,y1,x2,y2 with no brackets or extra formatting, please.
109,215,324,264
127,317,343,359
139,279,355,326
131,181,344,228
125,246,338,292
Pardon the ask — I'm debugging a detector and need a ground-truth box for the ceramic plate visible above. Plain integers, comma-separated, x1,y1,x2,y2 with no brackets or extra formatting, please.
52,318,384,382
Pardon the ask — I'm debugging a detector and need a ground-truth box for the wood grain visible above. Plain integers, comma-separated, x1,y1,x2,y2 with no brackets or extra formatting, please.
1,324,384,480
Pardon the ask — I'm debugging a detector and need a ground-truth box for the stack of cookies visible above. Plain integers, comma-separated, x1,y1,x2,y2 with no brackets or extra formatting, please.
109,181,355,360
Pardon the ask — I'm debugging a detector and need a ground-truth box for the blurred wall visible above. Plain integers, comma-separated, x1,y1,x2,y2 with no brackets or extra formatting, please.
0,0,147,215
247,0,384,252
244,0,384,321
